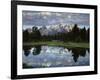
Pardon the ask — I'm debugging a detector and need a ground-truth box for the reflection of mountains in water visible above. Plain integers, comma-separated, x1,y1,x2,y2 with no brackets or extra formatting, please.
23,45,89,63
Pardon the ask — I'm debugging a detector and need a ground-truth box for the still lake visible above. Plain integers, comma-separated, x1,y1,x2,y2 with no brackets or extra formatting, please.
22,45,90,69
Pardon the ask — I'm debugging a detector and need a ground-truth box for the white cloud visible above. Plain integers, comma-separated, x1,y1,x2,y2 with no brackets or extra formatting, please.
40,12,52,16
55,13,62,16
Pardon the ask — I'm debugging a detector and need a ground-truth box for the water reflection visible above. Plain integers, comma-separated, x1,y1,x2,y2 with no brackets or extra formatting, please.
23,46,31,56
23,45,90,68
71,48,86,62
32,45,41,55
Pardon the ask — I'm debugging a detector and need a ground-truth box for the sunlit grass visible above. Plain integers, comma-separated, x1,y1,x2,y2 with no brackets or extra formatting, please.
23,41,89,48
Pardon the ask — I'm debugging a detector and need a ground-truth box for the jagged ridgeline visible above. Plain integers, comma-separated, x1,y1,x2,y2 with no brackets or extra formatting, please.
23,24,89,42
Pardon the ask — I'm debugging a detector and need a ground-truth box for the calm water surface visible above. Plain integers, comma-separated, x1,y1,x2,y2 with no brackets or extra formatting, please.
22,45,89,69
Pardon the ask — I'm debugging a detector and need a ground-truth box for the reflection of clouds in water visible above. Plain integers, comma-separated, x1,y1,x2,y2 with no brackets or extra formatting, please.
76,50,90,65
23,46,89,68
29,47,35,53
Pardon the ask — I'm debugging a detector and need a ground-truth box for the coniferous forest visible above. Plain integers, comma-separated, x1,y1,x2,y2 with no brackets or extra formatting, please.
23,24,89,43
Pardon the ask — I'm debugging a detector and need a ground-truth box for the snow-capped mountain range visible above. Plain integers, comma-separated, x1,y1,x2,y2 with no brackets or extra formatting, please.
39,24,74,36
25,24,75,36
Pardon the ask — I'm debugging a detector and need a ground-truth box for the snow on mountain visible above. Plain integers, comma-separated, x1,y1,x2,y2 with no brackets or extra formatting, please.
39,24,74,36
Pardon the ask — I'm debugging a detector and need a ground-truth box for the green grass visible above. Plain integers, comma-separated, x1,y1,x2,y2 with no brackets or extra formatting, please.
23,41,89,48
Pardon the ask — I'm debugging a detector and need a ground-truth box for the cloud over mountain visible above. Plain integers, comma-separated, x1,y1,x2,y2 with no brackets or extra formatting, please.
22,11,90,27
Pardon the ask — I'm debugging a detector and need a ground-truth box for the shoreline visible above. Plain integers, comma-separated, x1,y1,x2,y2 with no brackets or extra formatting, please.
23,41,89,48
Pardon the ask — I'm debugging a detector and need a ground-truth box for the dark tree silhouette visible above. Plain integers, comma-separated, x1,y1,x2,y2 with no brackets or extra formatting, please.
23,30,30,42
72,24,80,42
32,45,41,55
80,27,86,42
32,26,38,31
23,24,89,42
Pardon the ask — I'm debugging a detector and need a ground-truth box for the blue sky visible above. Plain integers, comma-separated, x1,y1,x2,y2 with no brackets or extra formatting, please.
22,11,90,29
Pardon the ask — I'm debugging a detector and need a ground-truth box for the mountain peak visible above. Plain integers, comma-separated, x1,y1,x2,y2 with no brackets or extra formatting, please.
39,24,74,36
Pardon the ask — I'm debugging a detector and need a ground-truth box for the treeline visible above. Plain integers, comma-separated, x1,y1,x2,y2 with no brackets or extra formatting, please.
23,24,89,42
